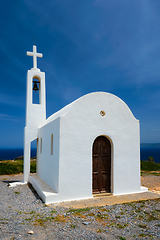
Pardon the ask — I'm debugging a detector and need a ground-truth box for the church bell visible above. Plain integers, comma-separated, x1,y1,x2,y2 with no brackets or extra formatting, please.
33,81,39,92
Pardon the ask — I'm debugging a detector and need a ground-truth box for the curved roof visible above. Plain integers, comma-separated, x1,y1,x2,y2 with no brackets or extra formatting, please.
44,91,137,126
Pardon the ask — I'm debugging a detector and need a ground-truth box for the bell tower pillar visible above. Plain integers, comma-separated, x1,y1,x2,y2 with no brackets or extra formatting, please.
24,45,46,183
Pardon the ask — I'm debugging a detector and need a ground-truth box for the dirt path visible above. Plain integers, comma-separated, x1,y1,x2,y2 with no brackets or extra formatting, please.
141,173,160,194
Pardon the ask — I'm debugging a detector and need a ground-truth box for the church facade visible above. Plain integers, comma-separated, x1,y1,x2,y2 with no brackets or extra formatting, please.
24,45,147,204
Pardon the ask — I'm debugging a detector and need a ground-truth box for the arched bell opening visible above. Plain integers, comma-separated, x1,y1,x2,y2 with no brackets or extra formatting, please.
92,135,112,194
32,76,40,104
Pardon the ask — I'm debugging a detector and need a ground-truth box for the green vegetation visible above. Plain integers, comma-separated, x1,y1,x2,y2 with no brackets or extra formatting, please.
29,210,36,214
14,191,20,194
0,159,36,175
30,161,36,173
120,211,125,215
141,160,160,171
139,233,154,239
52,214,67,222
68,207,92,214
50,210,57,214
95,214,106,220
70,224,76,228
0,160,23,175
0,159,160,175
25,217,32,221
116,223,128,229
138,224,147,228
33,218,47,226
97,228,102,233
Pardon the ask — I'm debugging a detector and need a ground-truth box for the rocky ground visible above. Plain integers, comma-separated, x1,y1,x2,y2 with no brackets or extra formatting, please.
0,173,160,240
141,173,160,195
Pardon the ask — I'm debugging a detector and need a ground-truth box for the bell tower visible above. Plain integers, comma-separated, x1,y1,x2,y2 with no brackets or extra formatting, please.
24,45,46,183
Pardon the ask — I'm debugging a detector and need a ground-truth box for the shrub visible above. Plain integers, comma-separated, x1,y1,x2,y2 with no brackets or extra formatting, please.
141,161,160,171
0,160,36,175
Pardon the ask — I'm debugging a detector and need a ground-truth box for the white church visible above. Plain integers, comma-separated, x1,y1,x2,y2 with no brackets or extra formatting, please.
23,45,147,204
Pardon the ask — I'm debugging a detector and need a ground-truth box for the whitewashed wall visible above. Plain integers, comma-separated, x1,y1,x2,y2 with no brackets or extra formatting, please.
37,117,60,193
24,69,46,183
26,70,46,128
35,92,141,203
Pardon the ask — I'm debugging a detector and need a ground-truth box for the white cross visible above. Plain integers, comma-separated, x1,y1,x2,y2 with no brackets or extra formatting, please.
27,45,43,69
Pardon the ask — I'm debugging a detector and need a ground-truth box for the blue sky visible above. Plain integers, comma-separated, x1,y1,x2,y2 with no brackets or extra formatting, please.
0,0,160,148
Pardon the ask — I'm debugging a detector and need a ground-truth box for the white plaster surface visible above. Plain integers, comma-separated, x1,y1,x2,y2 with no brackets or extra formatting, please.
37,118,60,193
9,182,27,187
30,174,93,204
31,92,144,203
24,63,46,183
30,174,58,204
140,186,148,192
25,70,46,128
27,45,43,70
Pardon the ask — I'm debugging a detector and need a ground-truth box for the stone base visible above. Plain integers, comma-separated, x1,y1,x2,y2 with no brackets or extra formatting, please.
140,186,148,192
30,175,149,205
30,174,59,204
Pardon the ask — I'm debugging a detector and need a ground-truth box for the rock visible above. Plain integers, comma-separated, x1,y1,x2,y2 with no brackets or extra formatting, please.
82,221,89,225
28,230,34,234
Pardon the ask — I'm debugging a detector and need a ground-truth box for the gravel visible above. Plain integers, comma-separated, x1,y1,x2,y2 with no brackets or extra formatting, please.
0,174,160,240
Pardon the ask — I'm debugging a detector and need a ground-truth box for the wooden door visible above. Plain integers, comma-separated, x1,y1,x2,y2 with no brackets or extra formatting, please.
92,136,111,193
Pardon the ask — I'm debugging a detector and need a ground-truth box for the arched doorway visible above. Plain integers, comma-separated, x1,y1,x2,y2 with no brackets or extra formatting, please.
92,136,111,193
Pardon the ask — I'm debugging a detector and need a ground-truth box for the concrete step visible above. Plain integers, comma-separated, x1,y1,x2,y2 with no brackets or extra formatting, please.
93,193,112,197
30,174,59,204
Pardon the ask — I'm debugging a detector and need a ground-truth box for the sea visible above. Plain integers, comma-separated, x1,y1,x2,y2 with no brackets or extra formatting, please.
0,148,36,160
140,148,160,163
0,147,160,163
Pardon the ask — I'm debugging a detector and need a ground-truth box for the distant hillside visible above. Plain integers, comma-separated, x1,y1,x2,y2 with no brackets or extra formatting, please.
141,143,160,148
